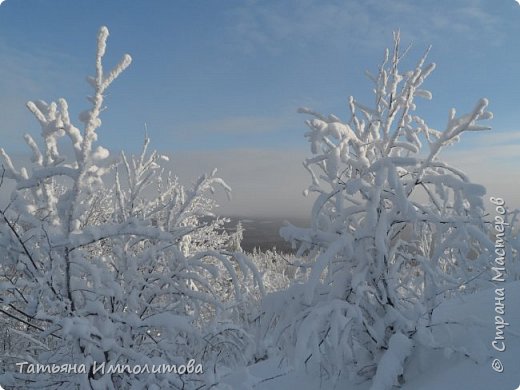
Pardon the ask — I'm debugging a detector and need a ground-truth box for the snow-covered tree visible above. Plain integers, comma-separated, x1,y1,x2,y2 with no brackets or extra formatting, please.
0,26,261,389
264,31,495,389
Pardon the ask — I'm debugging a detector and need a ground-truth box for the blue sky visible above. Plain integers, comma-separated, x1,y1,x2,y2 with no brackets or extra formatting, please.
0,0,519,217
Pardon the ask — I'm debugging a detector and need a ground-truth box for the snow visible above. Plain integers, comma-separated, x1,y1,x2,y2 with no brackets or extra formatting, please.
370,332,413,390
222,282,520,390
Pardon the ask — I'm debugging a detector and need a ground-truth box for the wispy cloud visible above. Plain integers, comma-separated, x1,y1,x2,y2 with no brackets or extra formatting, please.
227,0,505,54
0,38,80,144
0,42,44,138
228,0,376,53
461,131,520,149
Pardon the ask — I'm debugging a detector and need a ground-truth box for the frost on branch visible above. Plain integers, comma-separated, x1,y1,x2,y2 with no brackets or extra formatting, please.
268,31,494,388
0,27,261,389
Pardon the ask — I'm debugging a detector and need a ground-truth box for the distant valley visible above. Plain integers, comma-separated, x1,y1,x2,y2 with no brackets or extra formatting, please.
222,216,309,253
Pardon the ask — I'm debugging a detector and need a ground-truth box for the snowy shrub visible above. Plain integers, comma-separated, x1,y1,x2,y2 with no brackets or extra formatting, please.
248,247,304,292
0,27,261,389
266,32,495,388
